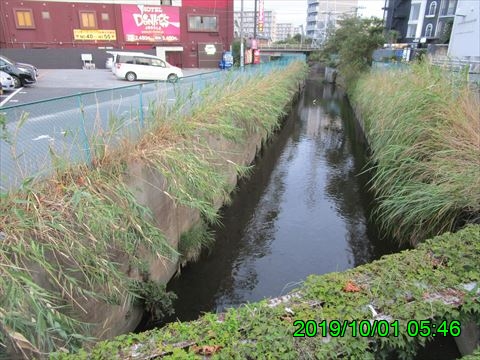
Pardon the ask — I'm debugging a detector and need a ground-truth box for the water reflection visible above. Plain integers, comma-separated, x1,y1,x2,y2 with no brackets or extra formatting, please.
160,73,396,324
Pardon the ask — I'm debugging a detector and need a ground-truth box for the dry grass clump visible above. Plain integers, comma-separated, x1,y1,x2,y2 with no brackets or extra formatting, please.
352,63,480,245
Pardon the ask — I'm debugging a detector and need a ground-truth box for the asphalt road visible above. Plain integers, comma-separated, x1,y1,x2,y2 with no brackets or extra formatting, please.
0,67,219,106
0,67,228,191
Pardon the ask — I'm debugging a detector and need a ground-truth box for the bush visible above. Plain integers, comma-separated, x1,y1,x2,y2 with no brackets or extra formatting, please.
321,16,385,87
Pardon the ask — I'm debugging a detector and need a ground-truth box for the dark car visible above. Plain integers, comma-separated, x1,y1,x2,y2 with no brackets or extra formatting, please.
0,55,37,88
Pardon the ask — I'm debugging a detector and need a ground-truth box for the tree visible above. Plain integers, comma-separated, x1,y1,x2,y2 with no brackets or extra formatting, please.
320,16,385,87
292,33,302,43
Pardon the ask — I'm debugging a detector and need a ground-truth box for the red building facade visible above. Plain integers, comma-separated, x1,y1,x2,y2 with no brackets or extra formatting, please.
0,0,233,68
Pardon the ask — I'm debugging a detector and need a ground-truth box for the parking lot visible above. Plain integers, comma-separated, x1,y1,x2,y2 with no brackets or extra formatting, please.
0,67,219,107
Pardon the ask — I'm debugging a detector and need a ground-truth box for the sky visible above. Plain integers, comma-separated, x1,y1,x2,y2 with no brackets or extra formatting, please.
234,0,385,28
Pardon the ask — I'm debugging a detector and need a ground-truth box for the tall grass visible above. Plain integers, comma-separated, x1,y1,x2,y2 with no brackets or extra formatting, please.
130,62,308,224
0,61,308,357
352,62,480,245
0,167,178,357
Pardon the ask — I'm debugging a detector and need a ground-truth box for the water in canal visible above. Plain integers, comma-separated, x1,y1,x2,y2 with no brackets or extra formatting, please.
139,66,462,359
162,66,399,322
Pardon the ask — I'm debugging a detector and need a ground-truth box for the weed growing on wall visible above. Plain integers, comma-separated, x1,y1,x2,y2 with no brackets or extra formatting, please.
352,62,480,245
128,281,177,321
178,219,215,264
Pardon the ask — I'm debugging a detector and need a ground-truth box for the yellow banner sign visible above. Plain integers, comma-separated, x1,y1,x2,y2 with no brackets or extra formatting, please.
73,29,117,41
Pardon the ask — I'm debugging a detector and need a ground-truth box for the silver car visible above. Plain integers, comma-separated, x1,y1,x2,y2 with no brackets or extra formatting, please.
0,70,15,92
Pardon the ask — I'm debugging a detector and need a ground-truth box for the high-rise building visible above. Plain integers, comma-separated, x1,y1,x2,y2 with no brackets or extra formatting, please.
306,0,359,41
234,10,276,41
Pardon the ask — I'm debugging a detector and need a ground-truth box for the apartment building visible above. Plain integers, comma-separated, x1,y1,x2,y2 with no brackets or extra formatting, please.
234,10,276,41
306,0,359,39
275,23,294,42
405,0,457,41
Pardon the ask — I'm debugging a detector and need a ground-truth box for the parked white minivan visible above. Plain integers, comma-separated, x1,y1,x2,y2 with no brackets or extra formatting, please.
109,52,183,83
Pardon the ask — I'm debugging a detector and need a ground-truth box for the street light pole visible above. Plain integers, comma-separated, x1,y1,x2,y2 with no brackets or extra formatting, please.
240,0,244,68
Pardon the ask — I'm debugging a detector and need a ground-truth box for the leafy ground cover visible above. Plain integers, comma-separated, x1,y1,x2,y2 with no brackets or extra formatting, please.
54,225,480,359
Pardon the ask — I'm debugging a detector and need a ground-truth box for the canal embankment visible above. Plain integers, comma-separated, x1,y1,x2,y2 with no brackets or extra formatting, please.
0,61,308,357
350,62,480,246
56,61,480,359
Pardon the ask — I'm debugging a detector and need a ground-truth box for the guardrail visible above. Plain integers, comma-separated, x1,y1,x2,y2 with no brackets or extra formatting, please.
0,56,305,192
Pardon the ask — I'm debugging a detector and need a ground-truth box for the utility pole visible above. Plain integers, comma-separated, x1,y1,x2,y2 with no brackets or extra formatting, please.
253,0,257,39
300,24,304,47
240,0,244,67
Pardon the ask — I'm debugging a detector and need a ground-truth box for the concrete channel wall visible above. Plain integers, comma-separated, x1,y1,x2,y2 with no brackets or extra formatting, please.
80,89,303,342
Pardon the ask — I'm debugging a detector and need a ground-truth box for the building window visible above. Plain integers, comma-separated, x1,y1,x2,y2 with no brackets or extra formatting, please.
409,3,421,21
407,24,417,38
188,15,218,32
440,0,458,16
425,23,433,37
428,1,437,16
101,13,109,21
14,9,35,29
41,11,50,20
79,11,97,29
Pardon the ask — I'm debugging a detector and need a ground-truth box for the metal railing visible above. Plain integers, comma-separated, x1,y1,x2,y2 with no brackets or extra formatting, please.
430,57,480,74
0,56,304,192
259,44,317,51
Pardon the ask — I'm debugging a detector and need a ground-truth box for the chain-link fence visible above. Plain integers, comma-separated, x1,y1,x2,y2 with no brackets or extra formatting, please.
0,55,305,192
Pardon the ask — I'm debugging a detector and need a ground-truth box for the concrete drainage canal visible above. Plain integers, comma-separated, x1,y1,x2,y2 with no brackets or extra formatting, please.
137,69,462,359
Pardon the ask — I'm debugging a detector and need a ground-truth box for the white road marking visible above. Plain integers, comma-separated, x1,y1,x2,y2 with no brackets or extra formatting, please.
0,87,23,107
32,135,54,141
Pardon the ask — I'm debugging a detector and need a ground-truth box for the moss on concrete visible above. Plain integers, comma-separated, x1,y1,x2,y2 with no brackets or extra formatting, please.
55,225,480,359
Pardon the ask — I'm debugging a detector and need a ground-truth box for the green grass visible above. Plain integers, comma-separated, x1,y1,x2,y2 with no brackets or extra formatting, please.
178,220,215,263
0,61,308,357
0,168,178,357
351,62,480,245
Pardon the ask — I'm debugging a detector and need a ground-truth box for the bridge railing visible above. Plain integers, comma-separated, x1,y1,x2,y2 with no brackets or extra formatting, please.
259,44,317,51
0,57,299,192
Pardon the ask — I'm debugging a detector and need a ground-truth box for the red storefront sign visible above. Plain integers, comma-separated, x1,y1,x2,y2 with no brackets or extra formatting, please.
121,5,180,43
